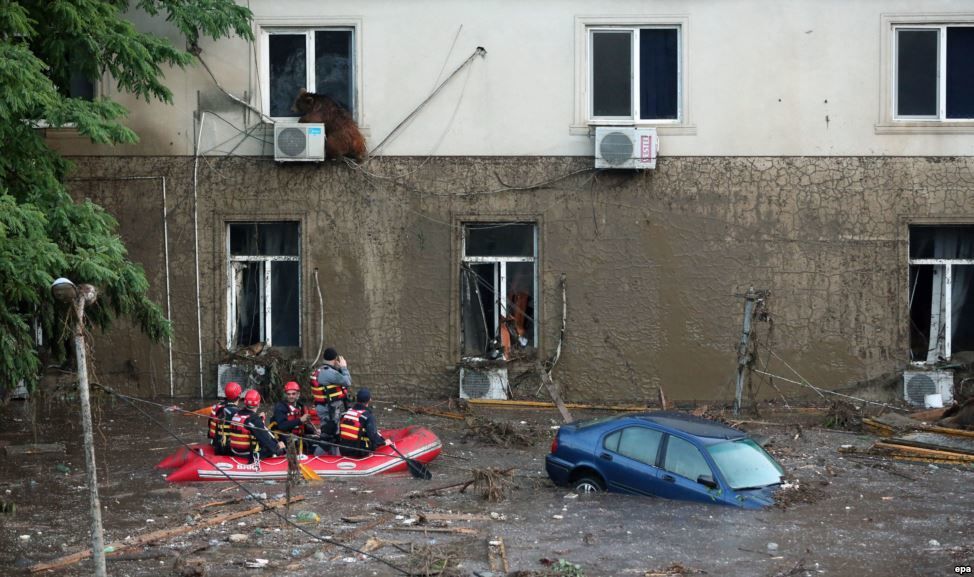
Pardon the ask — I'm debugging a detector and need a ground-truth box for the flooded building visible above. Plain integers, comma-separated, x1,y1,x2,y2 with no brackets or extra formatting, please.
44,1,974,403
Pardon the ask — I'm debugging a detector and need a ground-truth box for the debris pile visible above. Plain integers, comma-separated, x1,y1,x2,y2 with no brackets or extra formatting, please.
464,416,541,447
773,478,826,510
822,400,861,431
464,467,516,502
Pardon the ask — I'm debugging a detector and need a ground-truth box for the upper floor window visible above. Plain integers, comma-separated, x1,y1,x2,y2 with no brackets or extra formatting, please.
260,27,355,119
589,26,680,122
895,26,974,120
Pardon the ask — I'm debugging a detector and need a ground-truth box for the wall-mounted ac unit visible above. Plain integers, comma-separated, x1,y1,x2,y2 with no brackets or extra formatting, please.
217,364,253,398
459,367,510,400
903,370,954,406
595,127,658,169
274,123,325,162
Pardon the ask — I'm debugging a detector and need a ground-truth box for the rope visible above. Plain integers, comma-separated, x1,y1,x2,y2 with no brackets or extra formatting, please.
91,383,411,575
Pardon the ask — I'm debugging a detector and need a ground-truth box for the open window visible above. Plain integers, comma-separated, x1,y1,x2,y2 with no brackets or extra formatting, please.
227,222,300,348
909,225,974,362
460,223,537,360
260,27,356,119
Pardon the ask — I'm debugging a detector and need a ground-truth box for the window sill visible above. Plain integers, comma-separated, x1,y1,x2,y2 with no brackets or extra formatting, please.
875,121,974,134
570,123,697,136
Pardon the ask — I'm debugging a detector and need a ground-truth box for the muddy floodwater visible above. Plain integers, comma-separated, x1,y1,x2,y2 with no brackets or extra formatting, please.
0,398,971,577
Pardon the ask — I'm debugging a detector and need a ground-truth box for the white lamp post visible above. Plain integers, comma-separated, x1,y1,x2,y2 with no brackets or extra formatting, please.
51,277,106,577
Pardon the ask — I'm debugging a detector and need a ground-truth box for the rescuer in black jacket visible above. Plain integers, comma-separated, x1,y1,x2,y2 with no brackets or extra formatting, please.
228,390,286,461
338,388,392,458
270,381,315,453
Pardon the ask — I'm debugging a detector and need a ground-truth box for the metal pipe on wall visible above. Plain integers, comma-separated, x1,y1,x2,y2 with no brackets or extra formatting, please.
193,112,207,398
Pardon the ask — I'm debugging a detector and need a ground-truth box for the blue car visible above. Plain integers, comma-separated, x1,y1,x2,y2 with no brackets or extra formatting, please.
545,412,784,509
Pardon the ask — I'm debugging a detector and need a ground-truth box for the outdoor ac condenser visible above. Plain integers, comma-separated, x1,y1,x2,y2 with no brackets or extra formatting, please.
274,123,325,162
594,126,658,169
216,364,251,398
459,367,510,400
902,370,954,406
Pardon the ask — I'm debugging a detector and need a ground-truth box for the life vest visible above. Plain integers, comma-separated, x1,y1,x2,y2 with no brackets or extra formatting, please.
207,401,229,439
312,366,347,404
339,409,370,448
228,411,257,456
270,403,305,437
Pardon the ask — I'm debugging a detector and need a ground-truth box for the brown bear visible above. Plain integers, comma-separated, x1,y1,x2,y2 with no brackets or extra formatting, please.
291,88,367,161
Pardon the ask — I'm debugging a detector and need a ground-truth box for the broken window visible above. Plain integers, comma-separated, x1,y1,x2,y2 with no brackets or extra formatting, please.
909,225,974,362
228,222,300,348
895,26,974,119
262,27,355,118
460,223,537,359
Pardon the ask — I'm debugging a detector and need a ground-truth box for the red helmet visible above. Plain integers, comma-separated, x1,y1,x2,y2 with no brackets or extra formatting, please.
224,381,242,401
243,389,261,408
284,381,300,393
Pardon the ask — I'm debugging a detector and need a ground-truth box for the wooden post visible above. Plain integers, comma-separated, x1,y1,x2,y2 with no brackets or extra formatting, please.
734,288,758,416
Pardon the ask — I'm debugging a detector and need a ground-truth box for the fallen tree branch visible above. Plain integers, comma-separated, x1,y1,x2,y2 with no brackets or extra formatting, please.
28,497,303,573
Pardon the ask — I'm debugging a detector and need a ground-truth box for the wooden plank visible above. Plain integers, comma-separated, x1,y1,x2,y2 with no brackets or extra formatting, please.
391,526,480,535
468,399,647,412
919,425,974,439
3,443,66,456
28,496,303,573
397,405,467,421
873,442,974,462
420,512,491,522
540,371,574,423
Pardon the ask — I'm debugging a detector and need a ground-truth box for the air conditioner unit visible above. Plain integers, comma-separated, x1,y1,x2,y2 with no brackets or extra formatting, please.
903,370,954,406
594,126,658,169
274,123,325,162
217,364,253,398
459,367,510,400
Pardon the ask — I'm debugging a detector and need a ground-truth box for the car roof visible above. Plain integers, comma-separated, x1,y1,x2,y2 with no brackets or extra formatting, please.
630,411,746,440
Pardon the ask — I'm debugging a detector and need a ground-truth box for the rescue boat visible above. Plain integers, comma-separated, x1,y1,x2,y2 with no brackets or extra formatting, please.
162,426,441,482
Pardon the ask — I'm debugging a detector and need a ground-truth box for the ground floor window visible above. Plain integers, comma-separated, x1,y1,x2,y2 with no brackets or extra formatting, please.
909,224,974,362
227,222,300,348
460,223,537,360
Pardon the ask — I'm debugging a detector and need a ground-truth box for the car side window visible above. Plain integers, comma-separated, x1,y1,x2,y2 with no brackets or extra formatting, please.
663,435,713,481
606,426,662,466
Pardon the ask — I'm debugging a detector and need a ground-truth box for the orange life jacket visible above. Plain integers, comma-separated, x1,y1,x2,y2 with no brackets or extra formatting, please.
229,411,257,456
311,366,347,405
339,409,369,448
207,401,228,439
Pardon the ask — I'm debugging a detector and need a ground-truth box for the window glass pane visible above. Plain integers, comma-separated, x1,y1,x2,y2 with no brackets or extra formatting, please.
269,34,307,117
69,70,94,100
663,436,712,481
951,265,974,356
639,28,678,120
909,264,935,361
706,439,782,490
271,261,300,346
592,31,632,117
505,261,534,347
947,27,974,119
909,225,974,259
616,427,663,465
896,29,938,116
315,30,354,114
234,261,263,346
603,430,621,453
465,223,535,257
230,223,299,256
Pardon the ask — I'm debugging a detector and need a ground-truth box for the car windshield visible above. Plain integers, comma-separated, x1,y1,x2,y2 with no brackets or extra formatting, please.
706,439,783,490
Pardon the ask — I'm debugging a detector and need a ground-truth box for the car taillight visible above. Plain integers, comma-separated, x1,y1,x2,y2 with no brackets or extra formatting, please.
550,434,559,454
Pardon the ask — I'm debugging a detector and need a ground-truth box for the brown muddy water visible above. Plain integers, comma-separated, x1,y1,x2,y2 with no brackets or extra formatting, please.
0,397,971,577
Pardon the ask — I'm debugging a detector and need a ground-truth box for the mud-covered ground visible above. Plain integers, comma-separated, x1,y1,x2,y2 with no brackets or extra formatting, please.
0,398,971,577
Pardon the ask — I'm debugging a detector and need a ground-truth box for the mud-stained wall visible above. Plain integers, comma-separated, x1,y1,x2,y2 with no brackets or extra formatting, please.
63,156,974,402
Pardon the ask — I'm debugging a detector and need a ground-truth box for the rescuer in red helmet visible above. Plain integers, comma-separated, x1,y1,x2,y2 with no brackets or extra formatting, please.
228,389,285,461
208,381,242,456
270,381,316,453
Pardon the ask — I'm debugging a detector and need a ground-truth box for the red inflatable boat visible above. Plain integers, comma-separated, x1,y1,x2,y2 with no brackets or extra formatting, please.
161,426,441,482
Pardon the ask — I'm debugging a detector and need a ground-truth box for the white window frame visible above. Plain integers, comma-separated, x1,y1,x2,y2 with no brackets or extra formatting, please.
877,13,974,133
908,256,974,363
893,25,974,122
460,223,539,359
257,19,363,124
572,15,693,136
226,224,301,349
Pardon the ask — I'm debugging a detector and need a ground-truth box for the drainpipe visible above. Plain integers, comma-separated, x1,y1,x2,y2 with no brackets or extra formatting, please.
193,112,207,398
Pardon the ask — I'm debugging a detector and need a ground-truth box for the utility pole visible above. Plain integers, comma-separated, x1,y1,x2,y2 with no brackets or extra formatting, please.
52,279,106,577
734,287,768,416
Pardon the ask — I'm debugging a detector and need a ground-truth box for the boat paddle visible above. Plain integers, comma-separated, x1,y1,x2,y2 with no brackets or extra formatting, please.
387,442,432,480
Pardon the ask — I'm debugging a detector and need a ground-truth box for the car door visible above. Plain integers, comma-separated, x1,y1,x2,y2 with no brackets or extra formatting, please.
598,426,664,496
656,434,721,504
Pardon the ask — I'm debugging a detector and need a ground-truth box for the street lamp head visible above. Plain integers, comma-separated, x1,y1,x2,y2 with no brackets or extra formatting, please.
51,278,78,303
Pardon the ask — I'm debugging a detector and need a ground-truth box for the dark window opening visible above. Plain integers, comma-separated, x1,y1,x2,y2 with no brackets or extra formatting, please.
315,30,354,113
639,29,679,120
592,31,632,117
267,29,355,118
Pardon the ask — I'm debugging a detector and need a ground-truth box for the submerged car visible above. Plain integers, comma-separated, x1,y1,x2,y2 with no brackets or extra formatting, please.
545,412,784,509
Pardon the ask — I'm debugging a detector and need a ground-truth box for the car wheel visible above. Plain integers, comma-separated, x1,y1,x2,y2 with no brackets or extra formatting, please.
573,475,604,495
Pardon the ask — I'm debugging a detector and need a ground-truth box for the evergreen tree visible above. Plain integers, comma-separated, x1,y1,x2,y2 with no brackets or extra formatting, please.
0,1,252,390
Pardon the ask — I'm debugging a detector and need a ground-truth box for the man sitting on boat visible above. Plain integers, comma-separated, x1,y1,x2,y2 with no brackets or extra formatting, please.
270,381,316,453
208,381,241,456
339,388,393,458
228,390,286,461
